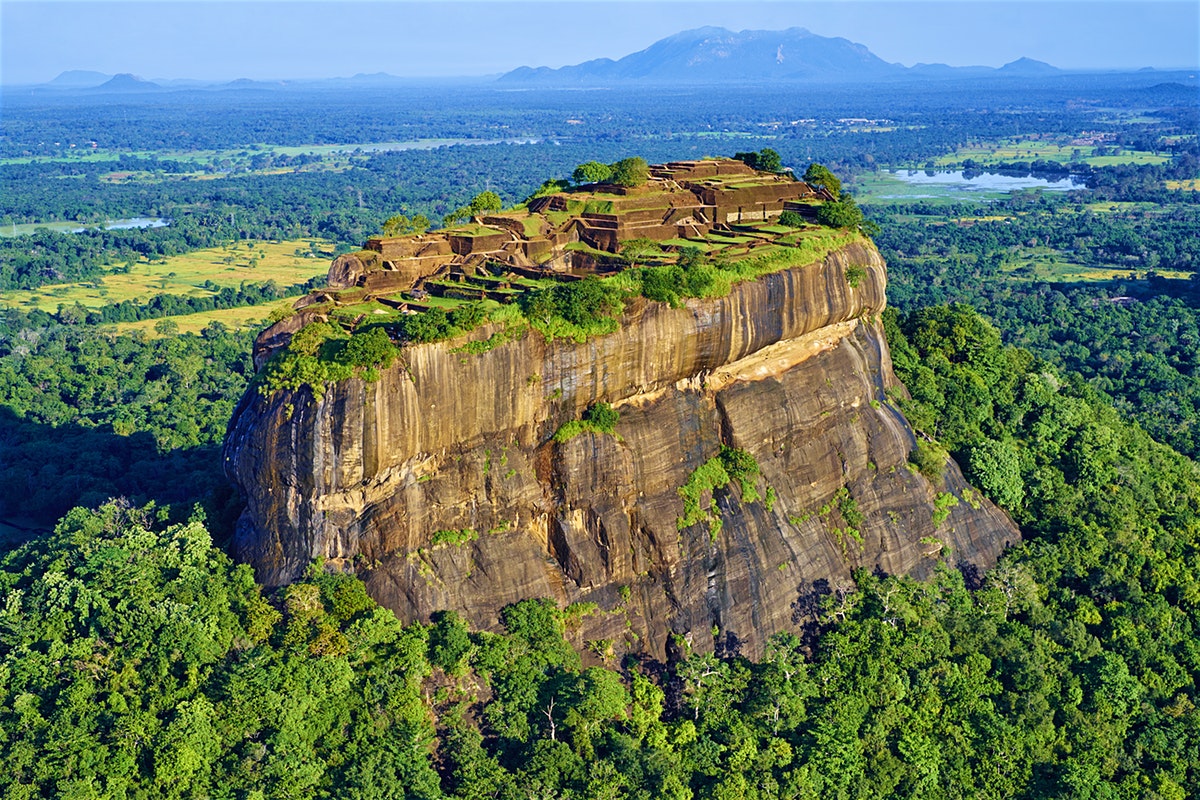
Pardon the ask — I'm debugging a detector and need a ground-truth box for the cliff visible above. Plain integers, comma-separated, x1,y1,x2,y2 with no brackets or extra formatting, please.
224,239,1019,660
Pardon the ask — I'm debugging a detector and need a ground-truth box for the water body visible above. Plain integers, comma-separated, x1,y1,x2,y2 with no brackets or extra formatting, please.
880,169,1086,198
1,217,172,236
69,217,170,232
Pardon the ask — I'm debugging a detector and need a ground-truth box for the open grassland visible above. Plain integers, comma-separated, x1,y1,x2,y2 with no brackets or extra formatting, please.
930,138,1168,168
0,238,333,312
999,248,1193,283
1083,201,1163,214
1166,179,1200,191
111,301,289,337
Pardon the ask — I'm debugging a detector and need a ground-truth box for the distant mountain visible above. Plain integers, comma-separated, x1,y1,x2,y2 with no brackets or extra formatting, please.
499,26,1062,85
49,70,112,88
501,27,899,85
997,57,1060,76
92,73,162,93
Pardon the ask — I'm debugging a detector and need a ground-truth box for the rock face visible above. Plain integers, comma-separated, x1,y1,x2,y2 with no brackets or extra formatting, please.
225,241,1019,660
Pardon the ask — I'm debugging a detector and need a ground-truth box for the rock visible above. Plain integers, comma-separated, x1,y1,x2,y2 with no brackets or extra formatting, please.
224,240,1019,660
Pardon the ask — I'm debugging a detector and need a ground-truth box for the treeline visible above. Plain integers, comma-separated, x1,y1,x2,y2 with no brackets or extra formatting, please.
61,276,323,326
952,156,1200,204
4,304,1200,797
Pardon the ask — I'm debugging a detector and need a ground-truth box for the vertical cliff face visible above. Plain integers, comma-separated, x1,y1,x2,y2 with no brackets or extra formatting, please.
225,241,1019,659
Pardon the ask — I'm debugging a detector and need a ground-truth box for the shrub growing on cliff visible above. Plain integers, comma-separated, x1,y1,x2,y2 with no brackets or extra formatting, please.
677,446,765,536
639,248,718,307
910,439,949,480
519,276,624,342
336,326,398,371
257,322,353,398
640,265,687,307
402,307,454,343
554,402,621,442
259,321,401,397
845,264,867,288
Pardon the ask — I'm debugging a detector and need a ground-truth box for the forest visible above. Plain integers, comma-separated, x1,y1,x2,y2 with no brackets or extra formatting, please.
1,69,1199,797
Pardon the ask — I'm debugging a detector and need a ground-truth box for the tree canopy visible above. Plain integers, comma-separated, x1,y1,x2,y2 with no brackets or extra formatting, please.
803,163,842,198
609,157,650,188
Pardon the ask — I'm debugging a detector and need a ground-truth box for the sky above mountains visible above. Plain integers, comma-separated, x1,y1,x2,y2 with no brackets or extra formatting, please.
2,0,1197,86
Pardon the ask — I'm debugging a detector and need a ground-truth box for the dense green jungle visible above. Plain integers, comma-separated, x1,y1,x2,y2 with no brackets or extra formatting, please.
2,76,1200,798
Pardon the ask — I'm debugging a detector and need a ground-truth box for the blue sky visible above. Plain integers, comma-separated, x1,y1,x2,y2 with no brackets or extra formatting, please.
2,1,1197,85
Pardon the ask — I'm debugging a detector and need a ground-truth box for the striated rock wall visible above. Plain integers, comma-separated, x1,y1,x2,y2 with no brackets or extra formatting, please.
224,241,1019,660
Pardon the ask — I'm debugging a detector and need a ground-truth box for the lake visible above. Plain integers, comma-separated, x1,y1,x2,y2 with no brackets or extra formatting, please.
879,169,1086,198
71,217,170,232
2,217,171,237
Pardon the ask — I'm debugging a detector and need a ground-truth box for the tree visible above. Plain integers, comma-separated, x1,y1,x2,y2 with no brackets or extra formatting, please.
778,210,805,228
336,327,398,370
804,163,842,198
382,213,431,237
815,196,866,231
966,438,1025,509
610,157,649,188
756,148,783,173
154,318,180,336
467,191,503,216
620,237,662,264
572,161,613,185
429,610,473,675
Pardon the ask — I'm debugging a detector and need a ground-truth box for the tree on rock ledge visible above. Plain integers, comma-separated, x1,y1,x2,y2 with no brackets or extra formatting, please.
734,148,783,173
610,157,649,188
572,161,613,185
804,163,843,198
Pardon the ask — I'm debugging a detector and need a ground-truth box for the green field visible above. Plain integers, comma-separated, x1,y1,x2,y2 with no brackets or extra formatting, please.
1167,179,1200,191
997,245,1193,283
930,138,1169,168
0,238,334,312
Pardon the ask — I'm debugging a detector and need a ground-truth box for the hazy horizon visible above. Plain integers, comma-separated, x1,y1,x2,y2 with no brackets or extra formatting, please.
2,1,1198,87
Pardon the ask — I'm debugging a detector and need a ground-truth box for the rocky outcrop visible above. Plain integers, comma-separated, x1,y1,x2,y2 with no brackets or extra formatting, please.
224,240,1019,660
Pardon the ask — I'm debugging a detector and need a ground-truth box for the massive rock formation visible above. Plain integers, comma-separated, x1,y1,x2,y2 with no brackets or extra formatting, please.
225,240,1018,659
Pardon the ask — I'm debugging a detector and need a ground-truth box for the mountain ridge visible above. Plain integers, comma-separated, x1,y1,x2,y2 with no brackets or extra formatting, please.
498,25,1061,85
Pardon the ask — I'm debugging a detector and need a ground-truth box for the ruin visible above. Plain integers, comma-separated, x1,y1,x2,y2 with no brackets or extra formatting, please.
251,158,837,367
328,159,830,293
